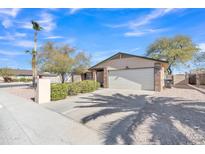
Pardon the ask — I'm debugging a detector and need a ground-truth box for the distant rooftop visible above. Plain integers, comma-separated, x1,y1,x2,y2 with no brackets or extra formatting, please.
0,68,57,77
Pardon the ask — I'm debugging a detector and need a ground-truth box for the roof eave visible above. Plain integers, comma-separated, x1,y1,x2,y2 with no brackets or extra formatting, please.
89,52,168,70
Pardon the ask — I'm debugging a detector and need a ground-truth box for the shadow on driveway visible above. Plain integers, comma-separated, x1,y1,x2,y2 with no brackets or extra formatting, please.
75,93,205,145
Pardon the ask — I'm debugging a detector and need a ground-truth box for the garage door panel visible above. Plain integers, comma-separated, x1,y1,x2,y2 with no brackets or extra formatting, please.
108,68,154,90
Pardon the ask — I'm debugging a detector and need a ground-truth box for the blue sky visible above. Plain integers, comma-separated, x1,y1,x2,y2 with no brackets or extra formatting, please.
0,8,205,73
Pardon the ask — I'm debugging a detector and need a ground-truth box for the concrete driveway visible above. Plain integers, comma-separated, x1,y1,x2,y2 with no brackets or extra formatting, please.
0,89,102,145
43,87,205,145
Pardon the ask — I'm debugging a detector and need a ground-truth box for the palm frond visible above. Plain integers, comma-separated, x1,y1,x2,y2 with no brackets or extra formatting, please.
25,50,31,54
31,20,43,31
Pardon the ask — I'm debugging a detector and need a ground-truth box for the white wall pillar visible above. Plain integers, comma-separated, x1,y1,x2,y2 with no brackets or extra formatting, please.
36,79,50,104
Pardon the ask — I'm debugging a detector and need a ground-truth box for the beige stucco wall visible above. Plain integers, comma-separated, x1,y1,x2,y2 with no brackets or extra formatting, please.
0,77,3,82
94,57,156,70
73,74,82,82
15,76,32,79
36,79,50,104
41,76,61,83
41,73,72,83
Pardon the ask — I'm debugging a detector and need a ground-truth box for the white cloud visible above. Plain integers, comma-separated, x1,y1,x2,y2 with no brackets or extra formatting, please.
0,32,27,41
2,19,12,28
105,8,183,37
0,8,21,17
38,12,56,32
14,32,27,37
44,36,64,39
0,50,25,56
0,35,13,40
128,8,175,29
69,8,81,15
20,22,32,29
14,40,34,48
0,9,21,28
103,23,127,28
199,43,205,52
124,28,167,37
106,9,176,29
124,31,145,37
127,47,140,52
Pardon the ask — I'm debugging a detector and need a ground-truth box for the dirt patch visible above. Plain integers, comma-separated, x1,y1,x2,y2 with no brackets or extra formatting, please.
6,87,35,101
153,85,205,101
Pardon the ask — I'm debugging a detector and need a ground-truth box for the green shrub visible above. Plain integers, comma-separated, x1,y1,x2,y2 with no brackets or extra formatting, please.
67,80,100,95
67,82,81,95
13,78,32,82
51,83,68,101
50,80,100,101
19,77,27,82
78,80,100,93
25,78,32,82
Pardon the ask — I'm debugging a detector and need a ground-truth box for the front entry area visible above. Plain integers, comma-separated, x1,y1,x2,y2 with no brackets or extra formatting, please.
96,70,104,87
108,68,154,90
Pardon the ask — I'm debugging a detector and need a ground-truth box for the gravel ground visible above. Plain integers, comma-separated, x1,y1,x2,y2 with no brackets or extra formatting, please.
6,87,35,101
153,84,205,101
145,84,205,144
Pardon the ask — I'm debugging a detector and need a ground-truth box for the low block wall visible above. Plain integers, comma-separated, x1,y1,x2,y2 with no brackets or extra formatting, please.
199,74,205,85
173,74,186,85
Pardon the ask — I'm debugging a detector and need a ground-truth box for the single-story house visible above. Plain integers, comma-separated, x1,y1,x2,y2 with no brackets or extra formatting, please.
86,52,168,92
0,69,60,83
8,69,33,78
0,69,33,82
0,68,83,83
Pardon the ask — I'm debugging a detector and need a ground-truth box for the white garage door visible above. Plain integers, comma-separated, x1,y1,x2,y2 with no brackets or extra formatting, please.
108,68,154,90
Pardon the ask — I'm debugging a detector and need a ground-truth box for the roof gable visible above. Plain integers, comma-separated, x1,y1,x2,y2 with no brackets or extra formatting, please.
90,52,168,69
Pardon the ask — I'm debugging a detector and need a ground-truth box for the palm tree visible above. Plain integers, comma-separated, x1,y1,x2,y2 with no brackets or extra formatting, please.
31,20,43,87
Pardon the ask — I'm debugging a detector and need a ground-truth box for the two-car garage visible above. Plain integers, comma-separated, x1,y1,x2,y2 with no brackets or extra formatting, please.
89,52,168,92
108,68,154,91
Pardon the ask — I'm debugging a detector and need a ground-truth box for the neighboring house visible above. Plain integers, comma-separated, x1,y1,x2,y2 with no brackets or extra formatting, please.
0,69,60,83
87,52,168,92
0,69,33,82
1,69,81,83
40,72,82,83
7,69,33,79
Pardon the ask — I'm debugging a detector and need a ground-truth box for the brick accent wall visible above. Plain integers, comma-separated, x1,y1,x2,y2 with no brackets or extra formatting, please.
154,63,163,92
92,70,97,81
103,67,108,88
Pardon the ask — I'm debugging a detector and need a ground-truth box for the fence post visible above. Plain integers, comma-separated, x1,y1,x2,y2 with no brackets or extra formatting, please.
196,73,200,86
185,72,189,84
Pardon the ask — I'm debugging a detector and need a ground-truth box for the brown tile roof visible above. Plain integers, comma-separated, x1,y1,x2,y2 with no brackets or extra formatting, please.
6,69,57,77
9,69,33,76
